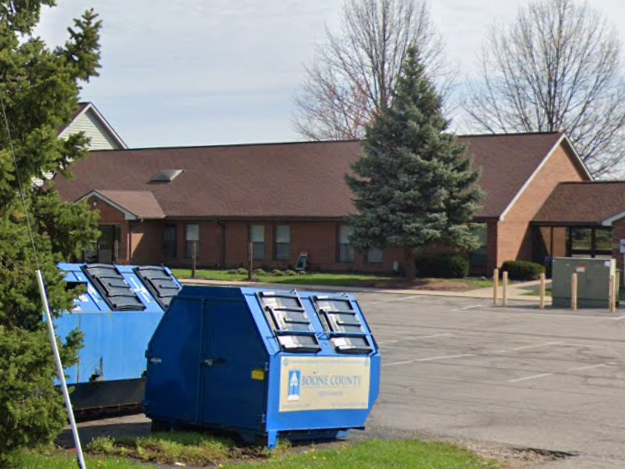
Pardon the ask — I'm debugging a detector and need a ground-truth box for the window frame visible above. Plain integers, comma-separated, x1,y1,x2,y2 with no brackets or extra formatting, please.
250,224,266,261
185,224,200,259
366,248,384,265
274,225,291,262
337,225,355,264
163,224,178,258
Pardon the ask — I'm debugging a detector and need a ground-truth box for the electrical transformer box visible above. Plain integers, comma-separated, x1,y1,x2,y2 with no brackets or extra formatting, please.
552,257,616,308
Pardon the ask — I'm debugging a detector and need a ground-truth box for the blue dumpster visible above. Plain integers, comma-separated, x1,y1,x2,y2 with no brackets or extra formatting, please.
144,286,381,447
55,263,181,410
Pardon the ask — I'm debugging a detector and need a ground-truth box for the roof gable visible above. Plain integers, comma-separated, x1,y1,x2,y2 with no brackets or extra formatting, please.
58,102,127,150
79,190,165,220
53,133,585,220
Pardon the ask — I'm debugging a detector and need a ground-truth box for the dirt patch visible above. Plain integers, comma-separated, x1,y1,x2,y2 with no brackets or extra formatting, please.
461,441,574,468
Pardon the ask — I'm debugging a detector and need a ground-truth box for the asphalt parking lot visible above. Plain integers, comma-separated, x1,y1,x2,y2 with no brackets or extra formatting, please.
356,292,625,468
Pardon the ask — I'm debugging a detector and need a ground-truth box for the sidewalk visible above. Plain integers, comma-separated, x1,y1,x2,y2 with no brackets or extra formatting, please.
179,277,550,303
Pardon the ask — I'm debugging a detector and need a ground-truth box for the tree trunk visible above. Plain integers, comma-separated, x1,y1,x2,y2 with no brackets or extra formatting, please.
404,248,416,280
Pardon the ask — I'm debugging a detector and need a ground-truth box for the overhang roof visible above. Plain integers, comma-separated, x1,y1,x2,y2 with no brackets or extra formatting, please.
534,182,625,226
79,190,165,220
53,132,579,220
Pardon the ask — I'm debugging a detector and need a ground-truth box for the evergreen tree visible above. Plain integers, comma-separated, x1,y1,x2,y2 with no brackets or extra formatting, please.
0,2,102,460
346,47,482,279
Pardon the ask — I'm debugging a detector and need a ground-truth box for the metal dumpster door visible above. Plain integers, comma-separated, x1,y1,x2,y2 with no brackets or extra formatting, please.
198,299,268,430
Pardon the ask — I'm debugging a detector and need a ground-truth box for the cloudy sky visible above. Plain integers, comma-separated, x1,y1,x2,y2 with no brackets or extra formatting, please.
35,0,625,148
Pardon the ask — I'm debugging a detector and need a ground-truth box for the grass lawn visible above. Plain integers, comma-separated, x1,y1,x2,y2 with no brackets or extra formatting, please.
172,269,493,291
17,435,496,469
8,447,151,469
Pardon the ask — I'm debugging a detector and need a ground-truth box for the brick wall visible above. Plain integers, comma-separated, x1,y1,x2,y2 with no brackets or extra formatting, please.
495,144,587,268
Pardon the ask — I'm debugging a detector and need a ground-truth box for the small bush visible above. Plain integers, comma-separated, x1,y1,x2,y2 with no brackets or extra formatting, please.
501,260,545,280
236,267,248,276
254,268,267,276
417,254,470,279
226,269,237,275
298,270,307,275
284,269,297,276
272,269,285,276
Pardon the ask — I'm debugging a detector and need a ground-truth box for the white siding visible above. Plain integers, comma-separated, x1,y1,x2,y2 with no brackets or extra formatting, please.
59,108,123,150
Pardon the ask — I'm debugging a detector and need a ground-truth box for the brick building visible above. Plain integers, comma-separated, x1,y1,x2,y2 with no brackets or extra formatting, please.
53,131,617,275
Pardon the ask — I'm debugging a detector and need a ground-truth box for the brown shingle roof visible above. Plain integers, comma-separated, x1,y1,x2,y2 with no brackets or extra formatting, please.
88,190,165,219
534,182,625,225
53,132,572,220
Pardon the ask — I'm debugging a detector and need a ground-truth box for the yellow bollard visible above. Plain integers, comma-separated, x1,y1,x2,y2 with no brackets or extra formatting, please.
502,271,508,307
539,273,546,310
493,268,499,306
571,273,578,311
610,274,617,314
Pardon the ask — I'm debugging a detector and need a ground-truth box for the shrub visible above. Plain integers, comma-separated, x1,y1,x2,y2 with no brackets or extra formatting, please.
417,254,470,279
254,268,267,276
298,270,307,275
501,260,545,281
235,267,248,276
226,269,237,275
272,269,285,276
284,270,297,276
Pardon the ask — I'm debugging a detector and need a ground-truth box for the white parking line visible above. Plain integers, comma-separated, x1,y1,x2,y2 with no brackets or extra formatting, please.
377,333,453,345
508,373,553,383
415,353,474,362
383,353,474,367
366,296,419,306
451,304,484,312
567,364,608,372
383,360,415,367
494,341,563,353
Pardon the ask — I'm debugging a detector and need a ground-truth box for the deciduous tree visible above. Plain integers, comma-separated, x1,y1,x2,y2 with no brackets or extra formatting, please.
466,0,625,177
293,0,451,140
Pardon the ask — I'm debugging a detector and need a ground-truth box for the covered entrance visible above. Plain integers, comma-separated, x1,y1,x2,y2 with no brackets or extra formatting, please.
96,224,121,263
533,225,612,266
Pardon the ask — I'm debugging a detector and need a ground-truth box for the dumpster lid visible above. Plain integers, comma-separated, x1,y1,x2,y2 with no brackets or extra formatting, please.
133,266,180,309
257,291,321,353
81,264,146,312
312,295,373,354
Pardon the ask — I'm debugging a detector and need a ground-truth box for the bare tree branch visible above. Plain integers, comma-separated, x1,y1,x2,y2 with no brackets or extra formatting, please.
292,0,453,141
465,0,625,178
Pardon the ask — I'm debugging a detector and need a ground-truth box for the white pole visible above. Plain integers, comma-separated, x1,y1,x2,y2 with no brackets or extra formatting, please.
36,270,87,469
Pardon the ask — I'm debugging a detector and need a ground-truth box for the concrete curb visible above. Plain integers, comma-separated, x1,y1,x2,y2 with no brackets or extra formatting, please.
179,278,550,303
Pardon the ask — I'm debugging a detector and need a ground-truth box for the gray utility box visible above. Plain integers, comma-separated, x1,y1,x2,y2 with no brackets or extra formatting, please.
552,257,616,308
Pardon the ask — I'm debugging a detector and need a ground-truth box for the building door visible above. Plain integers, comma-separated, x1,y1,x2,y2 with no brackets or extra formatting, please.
98,225,121,263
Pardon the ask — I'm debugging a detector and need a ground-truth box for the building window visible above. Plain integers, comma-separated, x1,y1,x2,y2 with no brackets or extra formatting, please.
567,227,612,259
250,224,265,261
338,225,355,263
469,223,488,272
185,224,200,258
163,224,177,258
274,225,291,261
367,248,384,264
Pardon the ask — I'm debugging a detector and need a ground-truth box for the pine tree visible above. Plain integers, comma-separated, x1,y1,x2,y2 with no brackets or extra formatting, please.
0,2,102,460
346,47,482,279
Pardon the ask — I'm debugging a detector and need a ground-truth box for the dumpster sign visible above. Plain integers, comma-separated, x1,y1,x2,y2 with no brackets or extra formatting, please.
279,356,370,412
